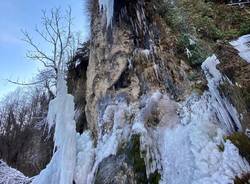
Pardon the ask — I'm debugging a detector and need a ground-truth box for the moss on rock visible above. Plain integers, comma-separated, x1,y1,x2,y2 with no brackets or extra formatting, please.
226,133,250,163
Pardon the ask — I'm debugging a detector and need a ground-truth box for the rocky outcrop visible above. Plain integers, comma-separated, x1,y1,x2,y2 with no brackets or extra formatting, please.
85,0,196,140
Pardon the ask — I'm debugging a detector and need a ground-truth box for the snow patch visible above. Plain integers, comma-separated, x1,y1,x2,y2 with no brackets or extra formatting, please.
0,160,31,184
186,48,192,58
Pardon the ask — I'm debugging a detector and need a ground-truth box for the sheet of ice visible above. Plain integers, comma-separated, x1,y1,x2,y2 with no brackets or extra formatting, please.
202,55,242,132
99,0,114,27
230,34,250,63
87,102,131,184
32,74,77,184
0,160,31,184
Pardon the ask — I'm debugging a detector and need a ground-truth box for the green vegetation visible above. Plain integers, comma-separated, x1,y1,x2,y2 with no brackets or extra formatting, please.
217,142,225,152
226,132,250,163
118,134,148,183
118,134,161,184
154,0,250,66
176,34,207,65
180,0,250,40
149,170,161,184
128,135,148,183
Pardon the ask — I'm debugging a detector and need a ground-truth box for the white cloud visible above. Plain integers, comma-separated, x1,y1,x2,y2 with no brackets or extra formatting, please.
0,32,22,45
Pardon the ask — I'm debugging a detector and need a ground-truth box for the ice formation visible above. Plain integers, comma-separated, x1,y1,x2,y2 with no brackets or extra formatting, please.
230,34,250,63
87,102,131,184
0,160,31,184
74,132,94,184
201,55,242,133
158,93,250,184
32,74,77,184
99,0,114,27
155,55,249,184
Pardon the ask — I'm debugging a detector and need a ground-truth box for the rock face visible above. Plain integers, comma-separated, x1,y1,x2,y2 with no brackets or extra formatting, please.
216,43,250,133
85,0,194,140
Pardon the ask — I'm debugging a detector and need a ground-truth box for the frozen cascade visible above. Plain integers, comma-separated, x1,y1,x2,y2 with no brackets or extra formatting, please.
158,93,250,184
132,91,164,177
83,78,249,184
230,34,250,63
99,0,114,27
87,102,132,184
30,60,248,184
157,55,249,184
201,55,242,133
74,132,94,184
32,74,77,184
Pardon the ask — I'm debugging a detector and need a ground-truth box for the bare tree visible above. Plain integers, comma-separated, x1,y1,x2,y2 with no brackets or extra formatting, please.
21,7,80,85
0,87,53,176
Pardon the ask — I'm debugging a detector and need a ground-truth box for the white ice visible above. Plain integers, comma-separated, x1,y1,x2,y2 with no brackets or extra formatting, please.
74,132,94,184
157,55,249,184
230,34,250,63
32,73,77,184
158,93,250,184
202,55,242,133
99,0,114,27
87,102,131,184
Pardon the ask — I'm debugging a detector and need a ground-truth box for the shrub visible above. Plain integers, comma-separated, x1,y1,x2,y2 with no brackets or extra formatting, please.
177,34,207,66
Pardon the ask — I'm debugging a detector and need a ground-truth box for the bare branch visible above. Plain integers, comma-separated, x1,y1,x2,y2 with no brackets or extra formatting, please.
7,79,47,86
20,6,79,91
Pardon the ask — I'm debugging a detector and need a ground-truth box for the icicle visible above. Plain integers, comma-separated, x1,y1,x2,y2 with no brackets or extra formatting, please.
87,102,131,184
99,0,114,27
128,58,133,70
201,55,242,133
186,48,192,58
32,73,77,184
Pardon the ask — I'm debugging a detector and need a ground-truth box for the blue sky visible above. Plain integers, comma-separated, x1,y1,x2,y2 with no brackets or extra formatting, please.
0,0,90,99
